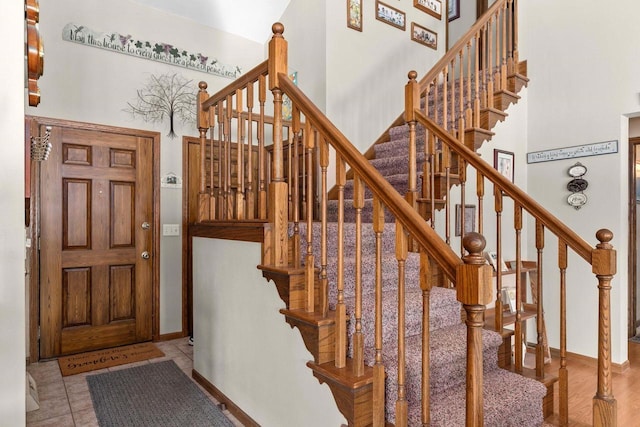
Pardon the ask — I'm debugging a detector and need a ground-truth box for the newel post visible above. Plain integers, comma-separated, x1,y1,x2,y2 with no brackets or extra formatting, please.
456,233,493,427
197,81,211,221
404,71,420,213
592,229,617,427
267,23,289,266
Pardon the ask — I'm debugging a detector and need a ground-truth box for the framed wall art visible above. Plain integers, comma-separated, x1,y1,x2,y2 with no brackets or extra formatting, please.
347,0,363,31
455,204,476,236
411,22,437,50
494,149,515,183
376,0,406,30
448,0,460,21
414,0,442,20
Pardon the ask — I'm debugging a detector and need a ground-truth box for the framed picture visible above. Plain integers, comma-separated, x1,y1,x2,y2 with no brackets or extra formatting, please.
484,251,509,272
494,149,515,183
455,204,475,236
414,0,442,20
376,0,406,30
501,287,517,314
448,0,460,21
347,0,363,31
411,22,438,50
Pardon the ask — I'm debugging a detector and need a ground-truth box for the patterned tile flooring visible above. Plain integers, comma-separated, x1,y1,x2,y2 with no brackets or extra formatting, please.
26,337,243,426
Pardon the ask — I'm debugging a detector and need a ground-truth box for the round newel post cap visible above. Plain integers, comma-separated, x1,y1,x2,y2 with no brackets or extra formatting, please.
198,81,207,90
408,70,418,81
596,229,613,244
463,232,486,264
272,22,285,37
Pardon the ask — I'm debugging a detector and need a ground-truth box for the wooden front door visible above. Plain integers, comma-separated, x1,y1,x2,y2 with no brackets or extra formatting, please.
38,119,158,359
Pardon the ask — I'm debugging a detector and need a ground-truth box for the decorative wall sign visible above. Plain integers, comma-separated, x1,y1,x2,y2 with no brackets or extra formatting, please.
62,23,242,79
526,140,618,164
414,0,442,20
411,22,437,49
376,0,406,30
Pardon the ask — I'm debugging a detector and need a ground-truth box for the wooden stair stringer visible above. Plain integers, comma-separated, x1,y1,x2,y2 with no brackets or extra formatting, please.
308,359,375,427
281,308,337,365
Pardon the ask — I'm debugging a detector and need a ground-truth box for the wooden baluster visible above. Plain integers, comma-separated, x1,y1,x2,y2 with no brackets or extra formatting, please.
258,75,267,219
466,41,472,126
353,174,365,377
473,33,481,128
224,94,233,219
246,83,255,219
592,229,617,427
428,132,436,229
395,221,408,427
476,172,484,235
487,16,495,109
450,58,456,133
442,67,449,131
458,49,466,139
236,88,245,219
301,127,307,221
459,159,467,256
481,25,489,110
499,2,508,92
335,155,347,368
534,220,544,377
558,241,569,426
494,187,504,332
319,136,329,317
291,108,301,268
267,22,288,266
457,233,493,427
507,0,514,74
305,121,315,311
444,143,451,246
420,249,432,426
216,103,224,218
197,81,210,221
405,72,419,226
512,0,520,68
372,196,385,426
208,108,216,219
287,126,294,218
514,202,523,372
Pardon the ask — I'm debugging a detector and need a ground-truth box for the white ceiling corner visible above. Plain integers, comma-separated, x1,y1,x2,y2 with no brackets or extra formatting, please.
129,0,291,44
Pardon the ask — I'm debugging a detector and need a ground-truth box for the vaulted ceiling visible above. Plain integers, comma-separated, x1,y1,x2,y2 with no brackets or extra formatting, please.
129,0,291,44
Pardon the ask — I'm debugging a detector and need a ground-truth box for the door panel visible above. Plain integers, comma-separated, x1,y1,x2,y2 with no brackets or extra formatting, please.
40,123,155,358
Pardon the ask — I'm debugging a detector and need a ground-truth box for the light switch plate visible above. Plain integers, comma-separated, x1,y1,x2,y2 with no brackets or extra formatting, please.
162,224,180,236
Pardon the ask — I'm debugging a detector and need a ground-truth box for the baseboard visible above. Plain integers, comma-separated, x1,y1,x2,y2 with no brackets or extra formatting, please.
547,347,630,374
192,369,259,427
155,331,187,342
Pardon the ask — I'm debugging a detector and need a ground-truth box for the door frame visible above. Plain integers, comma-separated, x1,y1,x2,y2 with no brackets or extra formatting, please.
27,116,161,361
629,137,640,338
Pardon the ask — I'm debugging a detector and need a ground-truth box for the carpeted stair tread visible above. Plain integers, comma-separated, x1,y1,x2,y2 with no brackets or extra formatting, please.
344,288,462,358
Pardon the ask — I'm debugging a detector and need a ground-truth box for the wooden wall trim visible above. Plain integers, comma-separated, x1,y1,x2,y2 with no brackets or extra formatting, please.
189,221,267,243
192,369,260,427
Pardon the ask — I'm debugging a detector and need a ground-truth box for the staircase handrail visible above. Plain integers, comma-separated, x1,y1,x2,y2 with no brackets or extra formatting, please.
201,60,268,111
414,110,592,262
278,74,462,281
416,0,509,91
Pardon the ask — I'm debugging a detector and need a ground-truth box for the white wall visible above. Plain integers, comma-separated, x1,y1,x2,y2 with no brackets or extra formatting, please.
326,0,447,152
28,0,264,335
0,0,26,423
520,0,640,363
192,238,345,427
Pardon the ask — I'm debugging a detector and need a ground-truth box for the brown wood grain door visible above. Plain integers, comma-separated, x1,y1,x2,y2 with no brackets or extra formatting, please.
39,121,156,358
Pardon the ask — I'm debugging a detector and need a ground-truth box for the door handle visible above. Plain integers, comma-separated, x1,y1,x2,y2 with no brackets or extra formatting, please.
141,251,150,260
141,222,150,230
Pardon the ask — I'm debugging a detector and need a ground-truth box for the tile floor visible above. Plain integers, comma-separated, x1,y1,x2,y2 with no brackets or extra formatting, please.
26,337,243,426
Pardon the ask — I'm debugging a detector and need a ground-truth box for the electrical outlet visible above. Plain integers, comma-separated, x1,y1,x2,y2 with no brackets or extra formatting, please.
162,224,180,236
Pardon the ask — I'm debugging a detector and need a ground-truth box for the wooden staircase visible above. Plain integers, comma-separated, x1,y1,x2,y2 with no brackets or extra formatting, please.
191,1,618,425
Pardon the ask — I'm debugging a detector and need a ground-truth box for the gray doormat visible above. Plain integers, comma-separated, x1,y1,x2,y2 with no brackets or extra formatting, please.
87,360,234,426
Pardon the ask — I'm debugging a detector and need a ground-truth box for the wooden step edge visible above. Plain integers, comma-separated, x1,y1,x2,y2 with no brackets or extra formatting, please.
280,308,336,327
464,126,495,137
307,358,375,390
481,106,508,117
257,264,306,276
